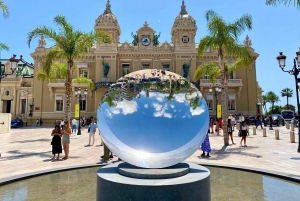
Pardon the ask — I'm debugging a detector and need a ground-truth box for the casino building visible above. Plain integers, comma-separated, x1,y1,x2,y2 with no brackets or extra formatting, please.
28,0,262,125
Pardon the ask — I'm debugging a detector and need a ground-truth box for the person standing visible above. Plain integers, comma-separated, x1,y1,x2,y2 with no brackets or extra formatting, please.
62,121,71,160
269,114,273,130
209,116,214,133
39,118,43,126
35,119,39,127
51,125,62,160
231,115,236,131
215,118,220,135
71,118,77,133
227,119,235,145
245,114,250,126
88,119,97,146
201,132,211,157
240,121,249,146
256,113,263,129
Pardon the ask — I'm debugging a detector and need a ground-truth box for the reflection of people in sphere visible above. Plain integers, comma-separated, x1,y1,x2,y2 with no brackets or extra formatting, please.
201,132,211,157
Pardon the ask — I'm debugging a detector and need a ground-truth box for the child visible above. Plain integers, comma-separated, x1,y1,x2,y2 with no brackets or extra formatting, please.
201,132,211,157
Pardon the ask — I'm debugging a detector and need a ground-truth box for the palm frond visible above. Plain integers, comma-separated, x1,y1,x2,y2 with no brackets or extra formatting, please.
198,36,213,56
193,62,220,83
72,76,95,91
231,14,252,37
0,42,9,51
28,26,58,47
205,10,221,22
225,42,253,67
53,15,73,35
43,48,65,75
0,0,9,18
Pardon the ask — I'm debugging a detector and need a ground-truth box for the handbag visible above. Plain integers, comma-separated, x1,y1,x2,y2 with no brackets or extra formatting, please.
238,130,242,137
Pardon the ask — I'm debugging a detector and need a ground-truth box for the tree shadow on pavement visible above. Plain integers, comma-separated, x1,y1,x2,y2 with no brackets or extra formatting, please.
14,138,50,144
0,150,79,161
198,145,262,161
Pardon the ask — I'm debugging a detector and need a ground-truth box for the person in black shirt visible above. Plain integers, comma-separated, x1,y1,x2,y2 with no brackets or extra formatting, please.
256,113,263,129
269,114,273,130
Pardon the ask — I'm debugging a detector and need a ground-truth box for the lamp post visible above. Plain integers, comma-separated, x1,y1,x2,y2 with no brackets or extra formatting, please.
209,85,222,119
75,87,88,135
256,102,261,114
276,50,300,153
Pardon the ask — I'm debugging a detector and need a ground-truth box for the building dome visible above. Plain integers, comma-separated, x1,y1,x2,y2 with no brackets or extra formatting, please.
173,1,196,27
95,0,119,27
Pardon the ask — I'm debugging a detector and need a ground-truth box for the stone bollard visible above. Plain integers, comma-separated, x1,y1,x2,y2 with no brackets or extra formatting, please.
290,131,295,143
286,123,290,129
263,128,267,137
275,129,279,140
253,127,256,135
291,124,295,131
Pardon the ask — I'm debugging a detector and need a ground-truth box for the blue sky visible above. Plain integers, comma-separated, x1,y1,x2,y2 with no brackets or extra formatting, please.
1,0,300,109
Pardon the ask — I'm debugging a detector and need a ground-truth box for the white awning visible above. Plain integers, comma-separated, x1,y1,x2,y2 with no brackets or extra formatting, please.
77,62,89,68
205,94,213,100
228,94,236,100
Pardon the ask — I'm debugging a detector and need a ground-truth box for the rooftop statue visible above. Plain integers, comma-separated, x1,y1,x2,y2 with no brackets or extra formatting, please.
131,32,138,46
153,32,161,46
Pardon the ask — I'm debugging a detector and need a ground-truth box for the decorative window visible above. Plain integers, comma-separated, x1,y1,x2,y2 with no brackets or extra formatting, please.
228,71,234,79
206,47,211,52
205,94,213,110
162,64,170,71
142,64,150,69
182,36,189,43
55,95,64,112
228,94,236,110
122,63,130,76
21,99,26,114
79,69,88,78
204,74,209,79
80,95,86,111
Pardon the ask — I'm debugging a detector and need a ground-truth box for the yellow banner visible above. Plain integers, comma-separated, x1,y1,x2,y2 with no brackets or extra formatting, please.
75,104,79,118
217,104,221,118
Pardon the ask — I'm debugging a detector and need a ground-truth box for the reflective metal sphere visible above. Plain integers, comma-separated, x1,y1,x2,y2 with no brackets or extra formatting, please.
97,70,209,168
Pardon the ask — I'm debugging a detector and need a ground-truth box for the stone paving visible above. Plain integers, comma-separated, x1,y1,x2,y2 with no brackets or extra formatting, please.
0,125,300,184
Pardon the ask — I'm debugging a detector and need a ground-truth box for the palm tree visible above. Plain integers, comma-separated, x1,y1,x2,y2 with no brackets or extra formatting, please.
266,91,280,112
262,94,269,114
28,15,111,122
266,0,300,7
0,0,9,51
195,10,253,146
37,62,94,90
281,88,293,110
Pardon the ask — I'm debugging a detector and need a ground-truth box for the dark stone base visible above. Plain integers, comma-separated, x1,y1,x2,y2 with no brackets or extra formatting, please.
97,162,211,201
118,162,189,179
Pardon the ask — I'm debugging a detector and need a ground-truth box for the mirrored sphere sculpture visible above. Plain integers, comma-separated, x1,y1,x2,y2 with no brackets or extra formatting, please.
97,70,209,168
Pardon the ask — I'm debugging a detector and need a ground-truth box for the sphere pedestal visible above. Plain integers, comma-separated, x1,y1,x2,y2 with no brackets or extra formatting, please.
97,162,211,201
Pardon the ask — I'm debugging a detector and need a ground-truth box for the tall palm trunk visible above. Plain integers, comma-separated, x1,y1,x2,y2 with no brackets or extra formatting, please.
286,96,289,109
219,50,229,146
65,60,73,123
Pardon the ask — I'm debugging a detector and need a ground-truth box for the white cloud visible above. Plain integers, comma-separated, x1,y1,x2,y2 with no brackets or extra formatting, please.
116,100,138,115
190,105,205,116
152,103,172,119
144,104,148,108
174,93,186,103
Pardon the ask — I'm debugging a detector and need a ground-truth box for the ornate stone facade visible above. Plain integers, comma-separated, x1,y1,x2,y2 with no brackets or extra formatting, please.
29,0,262,125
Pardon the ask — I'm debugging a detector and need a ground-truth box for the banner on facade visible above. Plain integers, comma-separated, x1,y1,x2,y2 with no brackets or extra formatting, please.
75,104,79,118
217,104,221,118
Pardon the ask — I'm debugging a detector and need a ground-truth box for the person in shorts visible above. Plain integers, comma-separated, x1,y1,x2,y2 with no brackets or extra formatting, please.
227,119,235,145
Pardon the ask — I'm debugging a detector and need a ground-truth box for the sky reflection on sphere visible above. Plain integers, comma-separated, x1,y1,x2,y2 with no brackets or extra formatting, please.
97,70,209,168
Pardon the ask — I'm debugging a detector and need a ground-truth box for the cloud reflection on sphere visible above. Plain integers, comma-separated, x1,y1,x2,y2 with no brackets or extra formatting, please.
97,70,209,168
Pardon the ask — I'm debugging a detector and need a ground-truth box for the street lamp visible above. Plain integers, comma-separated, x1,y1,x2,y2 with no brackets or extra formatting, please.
256,102,261,114
0,55,26,83
209,85,222,119
75,87,88,135
276,50,300,153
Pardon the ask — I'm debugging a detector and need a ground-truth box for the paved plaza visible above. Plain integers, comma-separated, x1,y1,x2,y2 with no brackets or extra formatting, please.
0,125,300,184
